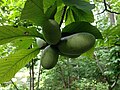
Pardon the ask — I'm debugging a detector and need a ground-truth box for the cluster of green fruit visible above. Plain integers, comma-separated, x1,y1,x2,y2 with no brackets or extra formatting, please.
36,19,96,69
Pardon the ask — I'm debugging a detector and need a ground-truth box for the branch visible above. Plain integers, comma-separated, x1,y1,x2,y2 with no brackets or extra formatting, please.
37,60,42,89
98,0,120,14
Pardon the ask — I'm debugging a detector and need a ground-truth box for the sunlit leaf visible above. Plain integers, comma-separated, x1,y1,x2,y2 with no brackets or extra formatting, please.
20,0,47,26
0,26,43,45
65,8,75,25
12,37,34,49
43,0,57,12
55,0,65,24
0,47,40,83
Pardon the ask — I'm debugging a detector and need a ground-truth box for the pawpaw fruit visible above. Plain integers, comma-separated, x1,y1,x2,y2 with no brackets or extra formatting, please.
42,19,61,45
58,51,80,58
58,33,95,55
61,53,80,58
36,38,46,48
41,45,59,69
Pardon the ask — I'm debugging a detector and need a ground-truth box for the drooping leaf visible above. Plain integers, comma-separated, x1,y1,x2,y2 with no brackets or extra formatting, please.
43,0,57,12
55,0,65,24
12,37,34,49
65,7,75,25
0,47,40,83
20,0,47,26
62,0,95,12
71,6,94,22
62,0,94,22
62,22,103,39
45,1,57,19
0,26,43,45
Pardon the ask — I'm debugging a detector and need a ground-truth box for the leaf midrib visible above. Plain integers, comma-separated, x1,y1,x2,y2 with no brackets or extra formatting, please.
0,48,39,81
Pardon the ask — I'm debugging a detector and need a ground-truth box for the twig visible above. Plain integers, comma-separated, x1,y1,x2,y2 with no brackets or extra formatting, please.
31,59,35,90
29,62,32,90
37,60,42,89
59,6,67,27
98,0,120,14
11,80,19,90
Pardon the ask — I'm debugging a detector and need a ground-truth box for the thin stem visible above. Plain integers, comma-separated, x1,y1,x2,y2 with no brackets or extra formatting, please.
11,80,19,90
31,59,34,90
37,60,42,89
29,62,32,90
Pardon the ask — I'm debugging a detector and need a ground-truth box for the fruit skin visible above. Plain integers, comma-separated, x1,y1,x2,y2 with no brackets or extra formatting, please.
36,38,46,48
41,45,59,69
42,19,61,45
58,51,80,58
58,33,95,55
61,53,80,58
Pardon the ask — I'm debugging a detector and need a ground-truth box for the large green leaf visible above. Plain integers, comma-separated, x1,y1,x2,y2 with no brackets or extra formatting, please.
20,0,46,26
62,0,94,22
55,0,65,24
0,47,40,83
62,22,103,39
45,1,57,19
12,37,34,49
65,8,75,25
62,0,95,12
43,0,57,12
0,26,43,45
71,6,94,22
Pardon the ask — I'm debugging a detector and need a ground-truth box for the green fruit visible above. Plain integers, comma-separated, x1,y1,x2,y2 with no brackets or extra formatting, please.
62,53,80,58
41,45,59,69
58,33,95,55
42,19,61,45
58,51,80,58
36,38,46,48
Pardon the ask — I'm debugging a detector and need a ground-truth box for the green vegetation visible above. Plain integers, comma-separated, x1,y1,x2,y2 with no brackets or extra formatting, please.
0,0,120,90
